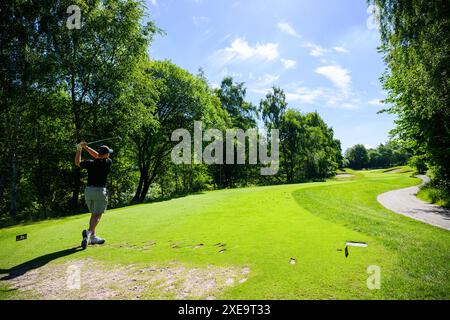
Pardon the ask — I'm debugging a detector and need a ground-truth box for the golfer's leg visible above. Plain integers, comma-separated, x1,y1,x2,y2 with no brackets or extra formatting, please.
89,213,102,235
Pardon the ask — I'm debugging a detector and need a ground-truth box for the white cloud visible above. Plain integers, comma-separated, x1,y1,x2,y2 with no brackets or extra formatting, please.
285,85,362,110
250,87,273,95
256,74,280,87
248,74,280,96
220,68,242,79
333,46,349,53
277,22,299,37
149,0,158,6
325,89,360,109
213,38,279,66
315,65,351,90
303,42,330,57
286,87,324,104
280,58,297,69
302,43,349,58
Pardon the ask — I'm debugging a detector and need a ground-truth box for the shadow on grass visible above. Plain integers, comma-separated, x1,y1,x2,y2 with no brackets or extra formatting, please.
137,191,207,205
0,247,84,281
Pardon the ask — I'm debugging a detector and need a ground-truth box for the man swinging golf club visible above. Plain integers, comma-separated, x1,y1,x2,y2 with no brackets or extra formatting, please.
75,141,113,249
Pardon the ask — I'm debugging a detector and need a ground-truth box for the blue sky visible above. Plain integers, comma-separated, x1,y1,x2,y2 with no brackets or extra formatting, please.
145,0,394,151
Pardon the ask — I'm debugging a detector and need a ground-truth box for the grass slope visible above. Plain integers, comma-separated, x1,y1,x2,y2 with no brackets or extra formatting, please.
417,185,450,208
1,169,449,299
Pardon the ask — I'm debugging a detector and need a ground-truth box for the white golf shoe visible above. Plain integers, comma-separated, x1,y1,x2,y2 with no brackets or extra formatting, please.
89,235,106,245
81,230,91,249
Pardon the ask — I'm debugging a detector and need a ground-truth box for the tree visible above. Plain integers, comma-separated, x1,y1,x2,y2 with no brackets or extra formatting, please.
215,77,256,129
279,109,341,183
279,109,305,183
0,0,47,218
260,87,287,131
372,0,450,192
131,60,228,202
345,144,369,170
43,0,159,208
367,140,410,169
212,77,256,188
302,112,340,179
0,0,160,221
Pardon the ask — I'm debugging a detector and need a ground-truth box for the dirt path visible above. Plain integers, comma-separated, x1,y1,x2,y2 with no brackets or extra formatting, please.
377,175,450,231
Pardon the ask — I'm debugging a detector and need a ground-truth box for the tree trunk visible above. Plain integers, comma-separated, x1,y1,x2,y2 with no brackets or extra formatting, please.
138,164,161,202
70,34,81,210
139,177,151,202
9,153,17,218
133,166,148,202
175,167,179,194
133,173,144,203
9,92,24,218
0,175,5,205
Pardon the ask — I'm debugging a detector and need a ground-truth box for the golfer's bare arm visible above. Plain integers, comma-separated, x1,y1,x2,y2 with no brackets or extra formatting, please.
74,141,98,167
83,145,99,159
75,149,82,167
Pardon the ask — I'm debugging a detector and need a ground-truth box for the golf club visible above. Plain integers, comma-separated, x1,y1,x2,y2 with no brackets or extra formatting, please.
74,136,122,147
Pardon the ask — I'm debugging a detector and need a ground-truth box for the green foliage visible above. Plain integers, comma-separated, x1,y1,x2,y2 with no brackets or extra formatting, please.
260,87,287,130
417,185,450,208
408,155,428,174
131,60,229,202
215,77,256,129
0,0,159,221
280,110,341,182
1,1,345,223
209,77,256,188
345,144,369,170
346,140,409,170
372,0,450,193
366,140,410,169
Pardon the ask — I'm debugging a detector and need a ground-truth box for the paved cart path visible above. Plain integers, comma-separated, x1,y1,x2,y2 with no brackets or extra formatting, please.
377,175,450,231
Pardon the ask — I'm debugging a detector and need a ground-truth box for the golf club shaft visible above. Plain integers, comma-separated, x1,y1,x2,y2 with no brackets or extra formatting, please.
74,136,120,147
86,137,119,145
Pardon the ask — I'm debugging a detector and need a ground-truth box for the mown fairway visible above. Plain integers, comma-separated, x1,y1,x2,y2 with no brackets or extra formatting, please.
1,169,449,299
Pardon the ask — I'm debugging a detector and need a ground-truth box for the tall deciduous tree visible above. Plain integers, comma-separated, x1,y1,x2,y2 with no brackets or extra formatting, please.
345,144,369,170
0,0,160,220
260,87,287,131
132,60,227,202
44,0,159,207
372,0,450,191
212,77,256,188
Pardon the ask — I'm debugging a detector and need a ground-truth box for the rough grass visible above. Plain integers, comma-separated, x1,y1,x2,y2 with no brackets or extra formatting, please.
417,185,450,208
1,169,449,299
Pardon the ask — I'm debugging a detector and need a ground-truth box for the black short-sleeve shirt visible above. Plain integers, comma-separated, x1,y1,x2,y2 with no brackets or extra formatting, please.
80,158,113,187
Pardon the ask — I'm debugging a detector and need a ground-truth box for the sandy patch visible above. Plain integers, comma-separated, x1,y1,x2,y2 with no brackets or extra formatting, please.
336,174,355,178
1,259,250,300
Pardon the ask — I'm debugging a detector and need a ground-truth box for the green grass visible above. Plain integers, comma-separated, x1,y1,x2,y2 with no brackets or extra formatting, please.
1,169,449,299
417,185,450,208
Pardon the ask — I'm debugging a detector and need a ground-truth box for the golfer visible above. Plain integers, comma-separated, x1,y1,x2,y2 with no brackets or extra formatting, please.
75,141,113,249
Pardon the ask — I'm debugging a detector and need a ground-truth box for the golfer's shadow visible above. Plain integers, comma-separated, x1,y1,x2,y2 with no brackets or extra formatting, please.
0,247,83,281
